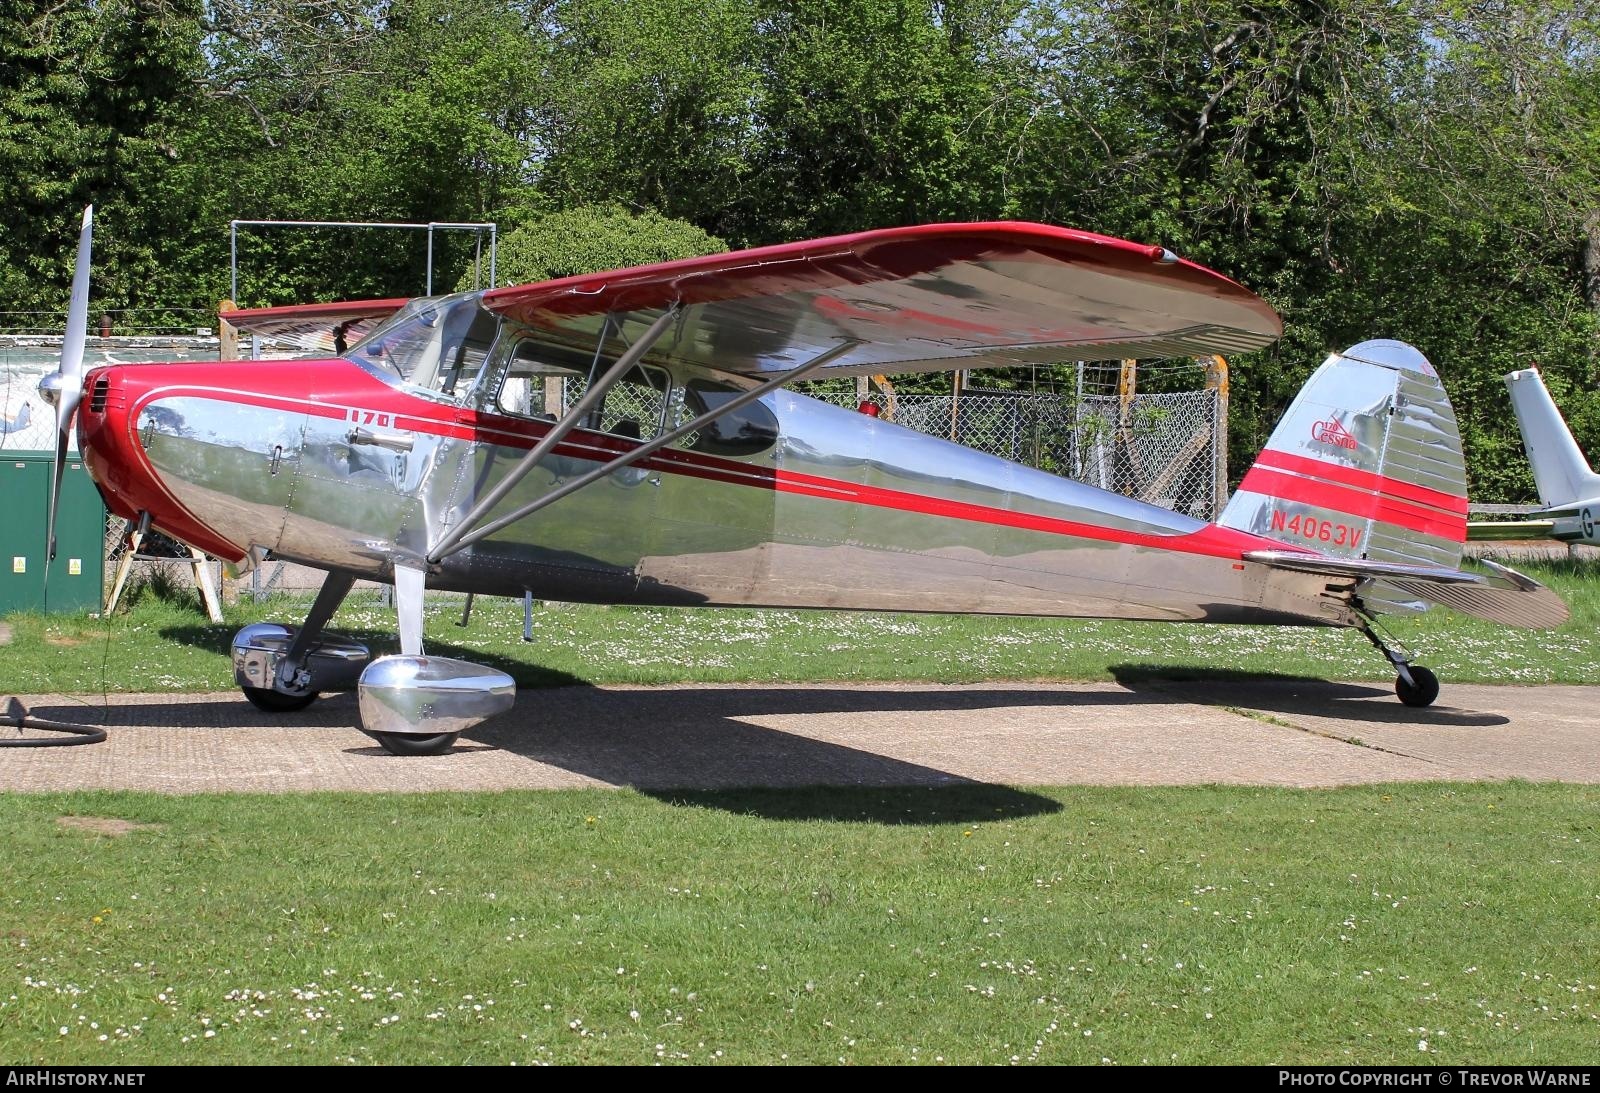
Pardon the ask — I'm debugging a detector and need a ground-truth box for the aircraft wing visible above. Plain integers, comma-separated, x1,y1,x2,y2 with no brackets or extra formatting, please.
1245,551,1570,629
220,298,410,355
479,222,1283,378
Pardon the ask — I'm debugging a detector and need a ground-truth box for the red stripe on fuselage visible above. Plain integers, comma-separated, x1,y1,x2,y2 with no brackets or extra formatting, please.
125,361,1288,562
768,467,1269,556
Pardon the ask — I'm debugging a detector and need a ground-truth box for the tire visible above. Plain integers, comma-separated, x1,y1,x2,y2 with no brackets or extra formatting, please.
242,686,318,713
367,731,459,757
1395,665,1440,708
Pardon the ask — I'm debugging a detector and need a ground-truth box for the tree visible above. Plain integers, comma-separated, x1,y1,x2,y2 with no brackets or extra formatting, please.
0,0,203,322
5,0,1600,501
167,0,558,308
456,203,727,290
733,0,1032,242
1003,1,1600,495
532,0,763,238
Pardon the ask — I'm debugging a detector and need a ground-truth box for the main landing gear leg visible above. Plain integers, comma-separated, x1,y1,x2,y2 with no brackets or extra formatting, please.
363,564,463,757
1353,607,1439,708
235,570,362,712
395,563,425,658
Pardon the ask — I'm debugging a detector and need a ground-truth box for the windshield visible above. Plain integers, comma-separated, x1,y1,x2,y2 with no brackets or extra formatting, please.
347,292,501,399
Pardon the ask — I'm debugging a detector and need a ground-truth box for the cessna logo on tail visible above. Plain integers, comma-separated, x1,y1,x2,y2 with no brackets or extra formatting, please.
1312,418,1358,450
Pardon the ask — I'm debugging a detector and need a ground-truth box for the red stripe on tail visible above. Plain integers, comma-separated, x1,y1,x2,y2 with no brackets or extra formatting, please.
1237,467,1466,541
1254,449,1468,515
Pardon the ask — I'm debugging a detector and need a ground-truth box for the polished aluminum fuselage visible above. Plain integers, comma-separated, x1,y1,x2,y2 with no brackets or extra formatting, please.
79,356,1343,627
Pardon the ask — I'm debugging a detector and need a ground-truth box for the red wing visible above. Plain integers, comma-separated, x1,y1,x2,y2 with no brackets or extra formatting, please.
219,298,410,355
480,221,1282,377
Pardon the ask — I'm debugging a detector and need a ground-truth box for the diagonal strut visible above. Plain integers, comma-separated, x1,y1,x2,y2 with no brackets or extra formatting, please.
430,338,864,561
425,305,681,564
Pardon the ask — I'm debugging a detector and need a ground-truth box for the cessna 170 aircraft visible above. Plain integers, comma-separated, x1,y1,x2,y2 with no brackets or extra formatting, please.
1505,368,1600,547
39,208,1568,754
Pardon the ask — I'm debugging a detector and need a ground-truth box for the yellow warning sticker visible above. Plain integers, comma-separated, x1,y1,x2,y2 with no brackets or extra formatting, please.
69,558,82,576
12,556,23,574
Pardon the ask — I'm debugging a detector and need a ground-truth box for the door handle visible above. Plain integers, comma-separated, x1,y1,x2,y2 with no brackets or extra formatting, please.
347,427,414,452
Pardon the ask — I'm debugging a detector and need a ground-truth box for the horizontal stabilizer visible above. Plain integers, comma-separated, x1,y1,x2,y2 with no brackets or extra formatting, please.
1245,551,1569,630
1467,519,1557,542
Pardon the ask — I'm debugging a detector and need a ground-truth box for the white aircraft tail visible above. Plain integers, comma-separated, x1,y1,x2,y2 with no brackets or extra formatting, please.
1218,339,1480,617
1503,368,1600,510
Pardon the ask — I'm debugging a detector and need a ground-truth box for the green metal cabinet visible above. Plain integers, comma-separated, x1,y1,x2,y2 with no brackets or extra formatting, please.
0,452,106,613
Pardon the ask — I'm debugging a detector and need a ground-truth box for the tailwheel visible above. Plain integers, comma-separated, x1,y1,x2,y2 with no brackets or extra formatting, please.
365,731,459,757
1395,666,1440,708
242,686,318,713
1354,604,1440,709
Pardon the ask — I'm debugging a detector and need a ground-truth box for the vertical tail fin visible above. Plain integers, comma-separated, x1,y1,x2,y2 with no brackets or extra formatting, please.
1504,368,1600,510
1219,340,1469,612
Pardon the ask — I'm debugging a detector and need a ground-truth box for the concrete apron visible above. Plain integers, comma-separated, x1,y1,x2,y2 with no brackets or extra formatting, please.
3,680,1597,794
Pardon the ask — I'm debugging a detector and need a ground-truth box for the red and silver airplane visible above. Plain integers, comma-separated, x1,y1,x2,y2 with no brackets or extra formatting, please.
39,208,1568,754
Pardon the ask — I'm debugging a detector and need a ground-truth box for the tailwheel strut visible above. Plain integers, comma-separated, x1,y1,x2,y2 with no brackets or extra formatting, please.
1353,605,1439,708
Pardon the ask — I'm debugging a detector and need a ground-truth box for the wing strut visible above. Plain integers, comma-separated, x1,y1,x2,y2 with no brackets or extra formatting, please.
426,305,682,563
428,337,864,563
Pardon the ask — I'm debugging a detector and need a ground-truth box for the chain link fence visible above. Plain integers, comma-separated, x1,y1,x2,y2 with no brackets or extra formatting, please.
1,337,220,453
801,359,1227,520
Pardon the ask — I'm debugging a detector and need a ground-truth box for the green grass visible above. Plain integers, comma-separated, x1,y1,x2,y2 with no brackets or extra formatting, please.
6,567,1597,1065
4,560,1600,694
2,784,1596,1065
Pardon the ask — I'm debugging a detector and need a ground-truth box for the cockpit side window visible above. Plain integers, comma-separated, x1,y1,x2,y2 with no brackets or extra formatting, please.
494,338,671,439
496,342,584,421
584,365,671,438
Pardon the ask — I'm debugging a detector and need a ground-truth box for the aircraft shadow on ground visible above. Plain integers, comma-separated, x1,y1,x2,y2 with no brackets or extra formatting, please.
1107,665,1510,727
460,684,1108,822
157,623,589,688
26,683,1094,824
639,784,1061,826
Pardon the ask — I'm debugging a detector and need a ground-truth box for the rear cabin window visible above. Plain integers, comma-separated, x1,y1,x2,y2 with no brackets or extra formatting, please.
673,379,778,457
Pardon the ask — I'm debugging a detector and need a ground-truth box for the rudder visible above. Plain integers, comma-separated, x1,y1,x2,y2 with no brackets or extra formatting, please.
1219,340,1469,612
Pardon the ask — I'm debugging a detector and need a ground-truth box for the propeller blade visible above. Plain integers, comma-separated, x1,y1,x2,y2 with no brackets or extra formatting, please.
43,205,93,566
46,422,71,564
61,205,92,383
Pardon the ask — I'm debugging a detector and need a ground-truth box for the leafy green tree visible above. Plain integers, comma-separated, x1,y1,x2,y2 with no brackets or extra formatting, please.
0,0,203,322
534,0,762,237
732,0,1031,241
5,0,1600,501
1005,1,1600,496
173,0,557,308
457,203,727,289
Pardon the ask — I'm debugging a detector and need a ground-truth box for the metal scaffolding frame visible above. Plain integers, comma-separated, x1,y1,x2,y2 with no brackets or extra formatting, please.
229,219,498,303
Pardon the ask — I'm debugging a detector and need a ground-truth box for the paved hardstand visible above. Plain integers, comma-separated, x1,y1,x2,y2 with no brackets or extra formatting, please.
3,679,1596,794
